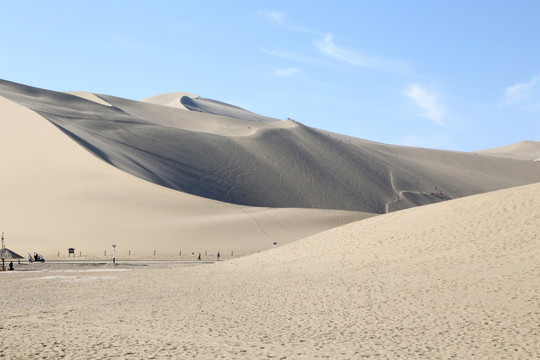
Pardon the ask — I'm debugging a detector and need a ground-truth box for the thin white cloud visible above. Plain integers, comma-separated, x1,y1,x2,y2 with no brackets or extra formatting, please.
503,75,540,104
275,68,299,77
406,84,446,125
314,34,373,66
258,9,320,35
261,10,286,24
313,33,409,72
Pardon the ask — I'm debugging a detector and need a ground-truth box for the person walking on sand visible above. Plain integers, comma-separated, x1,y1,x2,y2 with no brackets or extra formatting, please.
217,252,220,261
197,253,201,261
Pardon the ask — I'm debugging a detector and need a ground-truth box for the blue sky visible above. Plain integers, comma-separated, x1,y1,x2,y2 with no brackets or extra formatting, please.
1,1,539,151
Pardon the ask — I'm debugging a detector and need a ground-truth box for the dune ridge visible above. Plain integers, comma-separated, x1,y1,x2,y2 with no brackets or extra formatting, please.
1,79,539,215
141,91,198,110
179,95,278,122
477,140,540,161
64,91,113,107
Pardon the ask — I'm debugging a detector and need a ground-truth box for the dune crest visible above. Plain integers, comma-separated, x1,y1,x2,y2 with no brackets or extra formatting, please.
180,95,278,122
477,140,540,161
1,79,539,215
141,91,199,110
64,91,113,107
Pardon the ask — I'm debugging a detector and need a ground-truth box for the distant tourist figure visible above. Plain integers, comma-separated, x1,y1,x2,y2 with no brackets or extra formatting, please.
8,261,14,271
197,253,201,261
217,252,220,261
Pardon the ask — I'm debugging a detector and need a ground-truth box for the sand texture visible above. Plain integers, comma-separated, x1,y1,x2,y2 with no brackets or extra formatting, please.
0,93,370,257
1,182,538,359
2,79,540,215
477,140,540,161
1,78,539,358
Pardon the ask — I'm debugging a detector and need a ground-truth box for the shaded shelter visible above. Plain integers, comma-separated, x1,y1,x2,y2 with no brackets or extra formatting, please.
0,248,23,271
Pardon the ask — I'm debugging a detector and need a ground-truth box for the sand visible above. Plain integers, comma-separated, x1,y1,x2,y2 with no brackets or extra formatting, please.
0,94,370,257
0,78,539,358
477,140,540,161
2,79,540,214
141,92,199,110
1,78,540,258
1,182,538,359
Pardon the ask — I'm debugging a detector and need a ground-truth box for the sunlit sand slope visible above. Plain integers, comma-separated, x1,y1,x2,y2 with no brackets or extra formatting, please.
1,182,538,358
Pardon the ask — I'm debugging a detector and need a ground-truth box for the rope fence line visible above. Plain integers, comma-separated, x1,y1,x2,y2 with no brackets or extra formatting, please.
38,249,239,261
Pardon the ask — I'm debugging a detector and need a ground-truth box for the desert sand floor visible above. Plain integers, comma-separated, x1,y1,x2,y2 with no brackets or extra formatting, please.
1,182,539,359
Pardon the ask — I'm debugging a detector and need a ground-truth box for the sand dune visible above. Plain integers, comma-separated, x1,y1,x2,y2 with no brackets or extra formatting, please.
143,91,277,122
477,140,540,161
1,182,538,358
64,91,114,107
0,94,370,257
178,95,278,122
141,91,198,110
1,79,539,215
1,78,538,358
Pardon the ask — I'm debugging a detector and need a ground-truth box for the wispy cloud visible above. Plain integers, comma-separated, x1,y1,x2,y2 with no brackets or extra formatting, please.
314,34,373,66
406,84,446,125
313,33,409,73
503,75,540,104
275,68,299,77
258,9,321,35
261,10,286,24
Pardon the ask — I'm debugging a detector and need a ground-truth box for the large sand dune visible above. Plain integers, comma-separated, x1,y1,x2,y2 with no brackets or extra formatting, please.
1,79,539,215
1,182,538,358
1,78,538,358
0,94,370,257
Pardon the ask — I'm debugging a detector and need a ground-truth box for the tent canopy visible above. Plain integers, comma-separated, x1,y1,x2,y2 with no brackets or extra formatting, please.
0,248,24,260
